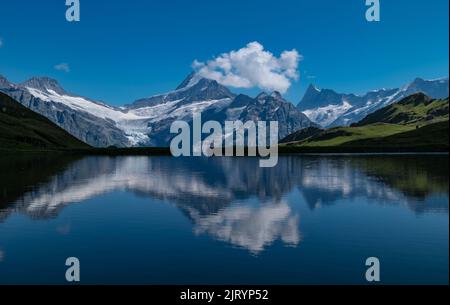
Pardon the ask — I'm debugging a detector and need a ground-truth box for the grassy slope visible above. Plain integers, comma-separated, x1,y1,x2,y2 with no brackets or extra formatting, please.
354,94,448,126
279,127,323,144
0,92,90,151
346,120,448,149
282,93,449,152
298,123,413,147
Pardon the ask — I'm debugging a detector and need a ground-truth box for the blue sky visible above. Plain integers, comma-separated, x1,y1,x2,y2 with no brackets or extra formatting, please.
0,0,448,105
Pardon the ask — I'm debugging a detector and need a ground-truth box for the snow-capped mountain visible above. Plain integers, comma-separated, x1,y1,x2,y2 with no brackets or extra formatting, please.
3,155,443,225
223,91,316,139
128,73,236,109
299,77,449,127
124,75,316,146
0,76,132,147
0,73,315,147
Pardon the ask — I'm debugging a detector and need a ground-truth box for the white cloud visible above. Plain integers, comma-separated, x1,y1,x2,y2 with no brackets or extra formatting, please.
191,201,301,254
192,41,302,94
54,62,70,73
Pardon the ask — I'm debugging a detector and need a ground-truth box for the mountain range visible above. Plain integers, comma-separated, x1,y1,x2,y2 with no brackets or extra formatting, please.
0,74,315,147
2,152,446,226
0,73,448,148
298,77,449,127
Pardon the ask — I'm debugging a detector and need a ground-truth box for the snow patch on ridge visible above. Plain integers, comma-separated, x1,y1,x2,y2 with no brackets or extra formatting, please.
25,86,234,146
303,101,352,127
26,87,140,121
26,87,152,145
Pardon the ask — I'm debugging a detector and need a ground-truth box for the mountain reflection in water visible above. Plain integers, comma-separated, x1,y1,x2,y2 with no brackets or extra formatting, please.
0,154,447,254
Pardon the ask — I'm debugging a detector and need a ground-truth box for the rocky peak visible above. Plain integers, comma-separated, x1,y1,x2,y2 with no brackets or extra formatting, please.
128,73,235,109
0,75,13,90
175,72,197,90
21,77,66,95
270,91,283,100
256,92,268,99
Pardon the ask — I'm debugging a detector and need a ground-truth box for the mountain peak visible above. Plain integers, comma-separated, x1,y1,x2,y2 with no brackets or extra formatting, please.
297,84,328,110
405,77,449,99
0,75,12,89
270,91,283,99
255,91,284,101
128,74,235,109
306,84,321,94
176,72,197,90
175,72,225,92
21,77,66,95
408,77,426,88
256,92,268,99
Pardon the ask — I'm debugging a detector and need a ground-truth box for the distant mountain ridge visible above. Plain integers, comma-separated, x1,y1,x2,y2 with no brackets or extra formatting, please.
0,73,316,147
283,93,449,151
299,77,449,127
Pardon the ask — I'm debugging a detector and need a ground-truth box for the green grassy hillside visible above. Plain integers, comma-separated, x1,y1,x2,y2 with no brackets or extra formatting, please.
0,92,90,151
282,93,449,152
344,121,448,149
296,123,413,147
279,127,323,144
353,93,448,126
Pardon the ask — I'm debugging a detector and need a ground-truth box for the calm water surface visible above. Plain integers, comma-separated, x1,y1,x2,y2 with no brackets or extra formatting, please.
0,154,448,284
